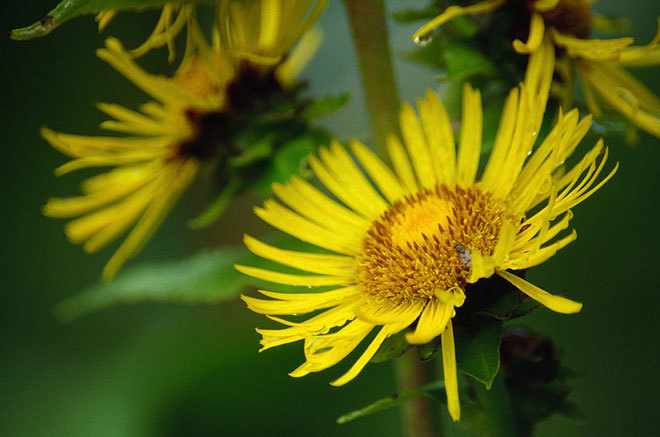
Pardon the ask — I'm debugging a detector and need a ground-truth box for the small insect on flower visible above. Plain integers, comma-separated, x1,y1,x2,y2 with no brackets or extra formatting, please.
237,41,617,422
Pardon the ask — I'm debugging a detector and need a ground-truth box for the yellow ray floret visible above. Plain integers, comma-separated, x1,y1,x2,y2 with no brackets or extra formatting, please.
239,45,616,422
414,0,660,138
43,31,226,281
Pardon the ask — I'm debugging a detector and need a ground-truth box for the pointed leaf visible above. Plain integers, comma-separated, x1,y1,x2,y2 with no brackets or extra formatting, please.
371,331,411,363
303,93,350,119
455,316,502,389
442,42,498,80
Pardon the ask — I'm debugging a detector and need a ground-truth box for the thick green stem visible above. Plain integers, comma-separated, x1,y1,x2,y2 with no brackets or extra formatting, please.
394,350,444,437
473,374,519,437
342,2,441,436
342,0,401,155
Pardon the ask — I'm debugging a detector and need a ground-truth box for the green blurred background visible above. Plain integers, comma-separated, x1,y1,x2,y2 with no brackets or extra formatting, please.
1,1,659,436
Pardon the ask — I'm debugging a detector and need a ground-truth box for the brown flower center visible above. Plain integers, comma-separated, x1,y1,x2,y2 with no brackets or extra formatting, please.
539,0,591,39
357,185,513,305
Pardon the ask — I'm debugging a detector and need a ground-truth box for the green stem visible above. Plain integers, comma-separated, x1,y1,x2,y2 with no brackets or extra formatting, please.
394,349,444,437
342,0,401,155
342,2,442,436
473,374,519,437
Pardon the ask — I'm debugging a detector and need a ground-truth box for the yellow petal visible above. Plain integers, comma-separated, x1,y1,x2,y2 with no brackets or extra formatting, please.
497,270,582,314
405,299,454,344
442,320,460,422
457,84,482,187
350,139,405,203
412,0,505,43
234,265,354,287
513,13,545,54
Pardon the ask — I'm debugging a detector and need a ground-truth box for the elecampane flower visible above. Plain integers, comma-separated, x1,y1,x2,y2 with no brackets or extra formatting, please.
96,4,193,62
413,0,660,137
44,1,326,281
237,43,617,421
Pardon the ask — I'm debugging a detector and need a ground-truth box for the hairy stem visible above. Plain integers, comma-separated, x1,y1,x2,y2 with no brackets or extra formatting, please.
342,0,401,155
394,349,444,437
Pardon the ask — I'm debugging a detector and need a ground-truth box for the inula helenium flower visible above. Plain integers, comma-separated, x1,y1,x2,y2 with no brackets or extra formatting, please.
414,0,660,138
44,1,326,281
238,43,616,421
96,4,193,62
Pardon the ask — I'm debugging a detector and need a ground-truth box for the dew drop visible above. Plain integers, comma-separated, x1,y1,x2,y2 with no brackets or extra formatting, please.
307,285,313,288
414,33,433,47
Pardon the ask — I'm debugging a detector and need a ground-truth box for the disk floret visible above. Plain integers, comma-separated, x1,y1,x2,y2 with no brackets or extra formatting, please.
357,185,516,306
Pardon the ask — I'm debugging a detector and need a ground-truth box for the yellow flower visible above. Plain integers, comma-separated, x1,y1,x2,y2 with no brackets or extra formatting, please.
237,42,616,422
44,1,326,281
220,0,327,85
96,4,193,62
413,0,660,138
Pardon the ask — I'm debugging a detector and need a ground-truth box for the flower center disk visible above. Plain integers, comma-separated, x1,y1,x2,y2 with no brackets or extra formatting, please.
357,185,512,305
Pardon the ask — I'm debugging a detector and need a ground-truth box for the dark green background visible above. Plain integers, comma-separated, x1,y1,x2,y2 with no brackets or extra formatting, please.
1,1,659,436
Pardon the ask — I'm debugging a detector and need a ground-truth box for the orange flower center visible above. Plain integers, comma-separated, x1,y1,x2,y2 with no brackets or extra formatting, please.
357,185,513,305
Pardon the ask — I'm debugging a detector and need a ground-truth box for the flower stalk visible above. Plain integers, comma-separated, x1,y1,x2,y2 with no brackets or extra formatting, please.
342,1,443,435
342,0,401,155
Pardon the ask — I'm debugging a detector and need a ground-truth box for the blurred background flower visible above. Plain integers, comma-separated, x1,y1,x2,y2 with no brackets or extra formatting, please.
1,0,659,436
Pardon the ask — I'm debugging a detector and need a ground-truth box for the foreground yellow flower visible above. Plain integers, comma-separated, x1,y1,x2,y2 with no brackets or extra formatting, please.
413,0,660,138
44,1,326,281
237,43,616,422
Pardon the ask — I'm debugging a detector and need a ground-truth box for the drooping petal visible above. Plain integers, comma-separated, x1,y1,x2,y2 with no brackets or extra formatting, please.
412,0,505,43
442,320,460,422
551,29,633,61
513,13,545,54
405,298,454,344
497,271,582,314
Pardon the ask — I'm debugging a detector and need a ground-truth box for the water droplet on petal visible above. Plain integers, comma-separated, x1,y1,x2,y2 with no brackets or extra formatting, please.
307,285,313,288
414,33,433,47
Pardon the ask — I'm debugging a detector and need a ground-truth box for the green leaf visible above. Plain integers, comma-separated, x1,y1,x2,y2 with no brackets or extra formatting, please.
229,137,273,168
401,37,444,70
254,136,315,193
455,317,502,389
187,181,241,230
392,7,437,23
55,235,329,321
303,93,350,119
371,331,411,363
416,336,441,362
9,0,212,40
55,244,251,322
448,15,479,38
442,42,498,80
415,317,502,389
336,380,446,424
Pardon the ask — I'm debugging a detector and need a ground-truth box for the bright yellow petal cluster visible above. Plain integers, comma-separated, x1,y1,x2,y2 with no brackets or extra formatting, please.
219,0,326,85
238,42,617,421
45,1,327,281
414,0,660,138
96,4,193,62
